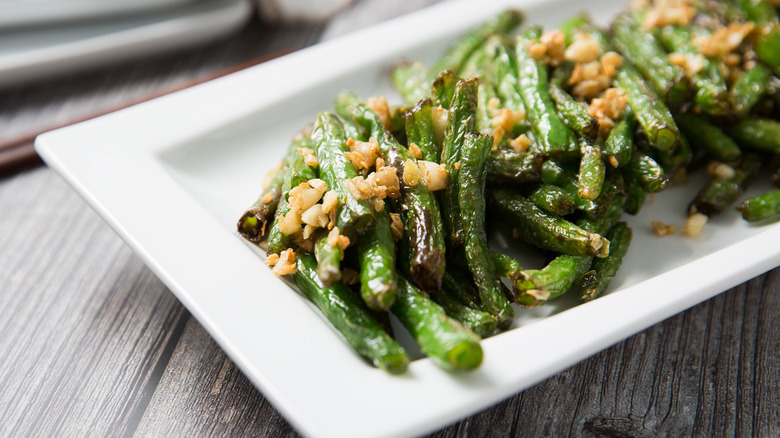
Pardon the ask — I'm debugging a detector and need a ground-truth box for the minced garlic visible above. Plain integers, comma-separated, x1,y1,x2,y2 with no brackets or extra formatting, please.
278,210,302,236
695,22,755,58
431,106,448,146
367,96,393,132
321,190,339,214
368,166,401,199
408,143,423,159
641,0,696,29
344,137,382,172
600,52,623,77
668,52,705,77
288,179,327,212
565,32,601,64
588,88,628,138
490,108,526,134
526,30,566,65
682,213,708,237
403,159,421,186
298,147,319,169
416,160,449,191
301,203,328,228
270,248,296,276
707,161,736,179
651,221,675,237
327,227,350,252
509,133,532,153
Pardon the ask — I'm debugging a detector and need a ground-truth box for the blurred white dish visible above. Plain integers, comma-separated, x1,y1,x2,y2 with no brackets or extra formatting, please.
0,0,252,87
0,0,198,29
35,0,780,437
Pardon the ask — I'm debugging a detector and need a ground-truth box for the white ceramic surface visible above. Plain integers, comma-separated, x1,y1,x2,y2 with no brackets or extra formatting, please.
0,0,197,29
35,0,780,437
0,0,252,87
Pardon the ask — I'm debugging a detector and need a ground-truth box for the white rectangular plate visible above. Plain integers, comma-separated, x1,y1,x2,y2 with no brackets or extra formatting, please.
35,0,780,437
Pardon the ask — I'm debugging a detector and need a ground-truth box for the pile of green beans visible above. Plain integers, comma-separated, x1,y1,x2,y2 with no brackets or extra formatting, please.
237,1,780,374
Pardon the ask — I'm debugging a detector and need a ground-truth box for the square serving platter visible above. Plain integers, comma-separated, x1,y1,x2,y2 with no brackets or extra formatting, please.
35,0,780,436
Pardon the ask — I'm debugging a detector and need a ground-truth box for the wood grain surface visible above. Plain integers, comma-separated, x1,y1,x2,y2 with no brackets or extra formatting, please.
0,1,778,437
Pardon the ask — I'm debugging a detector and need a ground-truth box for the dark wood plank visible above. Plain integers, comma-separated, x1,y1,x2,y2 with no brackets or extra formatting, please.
429,268,780,437
0,168,188,436
130,269,779,437
133,318,298,437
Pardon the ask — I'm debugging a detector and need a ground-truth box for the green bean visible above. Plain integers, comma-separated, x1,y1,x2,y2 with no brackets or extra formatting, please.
514,256,593,307
529,184,577,216
267,138,319,255
486,148,544,185
355,210,397,311
490,251,524,281
492,38,525,112
459,133,514,328
559,14,591,44
515,28,578,157
433,9,524,74
237,136,299,243
442,270,482,309
550,62,599,142
432,70,458,110
689,153,763,217
441,78,479,249
731,63,772,117
311,112,376,238
346,103,447,292
460,35,497,79
391,60,433,105
514,190,625,306
656,25,729,115
737,188,780,222
738,1,780,71
476,83,502,136
314,230,342,287
726,118,780,153
405,98,440,162
622,179,647,215
541,160,600,216
577,24,680,152
579,222,632,302
578,141,606,201
604,108,635,168
657,135,693,176
623,149,668,193
675,113,741,162
614,63,680,152
738,0,778,22
333,93,371,142
295,253,409,374
490,189,610,258
461,36,503,133
611,14,690,105
753,22,780,72
391,277,483,372
428,291,498,338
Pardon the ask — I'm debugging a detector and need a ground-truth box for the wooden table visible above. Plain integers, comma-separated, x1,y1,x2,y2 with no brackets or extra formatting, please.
1,1,777,436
